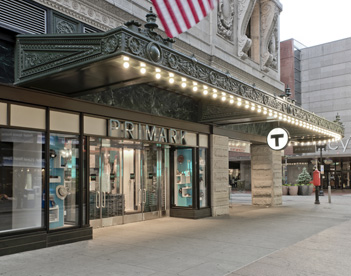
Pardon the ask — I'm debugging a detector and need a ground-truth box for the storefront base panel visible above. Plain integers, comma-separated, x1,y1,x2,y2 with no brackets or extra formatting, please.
170,208,211,219
0,227,92,256
0,231,47,256
48,227,93,247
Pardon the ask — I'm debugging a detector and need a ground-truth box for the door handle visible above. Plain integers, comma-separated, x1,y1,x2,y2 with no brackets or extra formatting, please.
138,188,142,205
96,191,100,208
143,188,146,204
102,191,106,208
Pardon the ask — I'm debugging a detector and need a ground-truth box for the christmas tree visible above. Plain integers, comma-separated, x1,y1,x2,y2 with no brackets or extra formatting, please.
296,167,312,185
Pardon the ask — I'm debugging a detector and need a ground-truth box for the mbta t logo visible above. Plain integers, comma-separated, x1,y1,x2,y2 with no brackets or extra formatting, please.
267,128,290,150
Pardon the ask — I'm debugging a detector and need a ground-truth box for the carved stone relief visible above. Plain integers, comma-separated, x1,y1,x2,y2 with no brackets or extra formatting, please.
55,19,77,34
260,0,281,72
237,0,257,59
217,0,235,40
33,0,120,31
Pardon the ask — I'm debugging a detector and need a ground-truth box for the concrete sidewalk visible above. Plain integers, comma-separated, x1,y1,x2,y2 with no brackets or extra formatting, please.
1,194,351,276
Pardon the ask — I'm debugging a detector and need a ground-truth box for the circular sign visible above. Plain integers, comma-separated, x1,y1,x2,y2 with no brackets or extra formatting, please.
267,128,290,150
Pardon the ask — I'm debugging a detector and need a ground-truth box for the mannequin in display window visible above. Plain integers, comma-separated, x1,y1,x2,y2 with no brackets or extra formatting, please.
101,151,111,193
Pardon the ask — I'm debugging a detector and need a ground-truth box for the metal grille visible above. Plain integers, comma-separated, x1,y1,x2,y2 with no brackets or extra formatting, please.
0,0,46,34
83,26,97,33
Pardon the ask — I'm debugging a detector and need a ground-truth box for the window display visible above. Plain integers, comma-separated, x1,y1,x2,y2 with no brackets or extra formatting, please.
199,148,208,208
0,129,45,232
174,148,193,207
49,134,79,229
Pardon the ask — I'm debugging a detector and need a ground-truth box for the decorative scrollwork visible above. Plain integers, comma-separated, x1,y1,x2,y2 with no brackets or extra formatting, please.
209,71,216,85
168,53,178,69
56,20,76,34
23,52,68,70
101,34,120,54
128,37,142,55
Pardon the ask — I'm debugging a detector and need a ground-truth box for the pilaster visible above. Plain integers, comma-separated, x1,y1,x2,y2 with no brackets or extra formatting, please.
210,135,229,216
251,144,282,206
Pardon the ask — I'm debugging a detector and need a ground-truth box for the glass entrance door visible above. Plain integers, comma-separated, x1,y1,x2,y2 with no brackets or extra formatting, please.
89,139,167,227
89,138,123,228
124,144,164,223
142,144,163,220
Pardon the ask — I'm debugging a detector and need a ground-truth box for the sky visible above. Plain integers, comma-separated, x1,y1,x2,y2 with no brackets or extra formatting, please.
279,0,351,47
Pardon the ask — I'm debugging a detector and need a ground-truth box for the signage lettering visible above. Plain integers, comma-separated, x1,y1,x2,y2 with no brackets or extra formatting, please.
169,129,177,143
159,128,168,143
293,145,316,154
109,119,187,145
328,137,351,153
124,121,134,139
270,134,284,147
340,138,350,152
146,125,157,141
180,130,187,145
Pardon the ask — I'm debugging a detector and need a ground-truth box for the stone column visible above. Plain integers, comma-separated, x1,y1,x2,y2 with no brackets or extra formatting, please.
210,135,229,216
251,144,282,206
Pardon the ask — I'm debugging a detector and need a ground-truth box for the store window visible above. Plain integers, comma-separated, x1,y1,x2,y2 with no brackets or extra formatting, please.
49,134,79,229
0,129,45,233
174,148,193,207
199,148,208,208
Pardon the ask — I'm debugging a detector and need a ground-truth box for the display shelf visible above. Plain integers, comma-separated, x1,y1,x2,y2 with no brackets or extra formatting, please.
181,186,192,198
176,173,191,185
49,176,61,183
49,205,59,223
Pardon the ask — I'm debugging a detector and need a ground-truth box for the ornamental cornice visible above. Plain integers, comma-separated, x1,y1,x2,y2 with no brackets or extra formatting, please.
33,0,123,31
15,18,344,136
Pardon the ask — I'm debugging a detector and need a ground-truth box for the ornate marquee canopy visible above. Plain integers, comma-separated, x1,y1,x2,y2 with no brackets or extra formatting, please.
15,10,344,144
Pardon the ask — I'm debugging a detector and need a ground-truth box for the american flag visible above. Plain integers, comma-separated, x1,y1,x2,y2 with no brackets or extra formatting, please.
152,0,218,38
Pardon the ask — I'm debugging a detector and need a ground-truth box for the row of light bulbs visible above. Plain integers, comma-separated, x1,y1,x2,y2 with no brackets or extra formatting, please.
285,163,308,166
122,56,342,141
229,142,249,147
288,140,335,146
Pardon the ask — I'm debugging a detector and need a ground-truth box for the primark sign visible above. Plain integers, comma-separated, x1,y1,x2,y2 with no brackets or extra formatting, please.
108,119,187,145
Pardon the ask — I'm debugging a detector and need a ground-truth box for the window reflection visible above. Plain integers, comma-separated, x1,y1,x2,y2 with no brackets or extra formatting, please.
0,129,45,232
199,148,207,208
